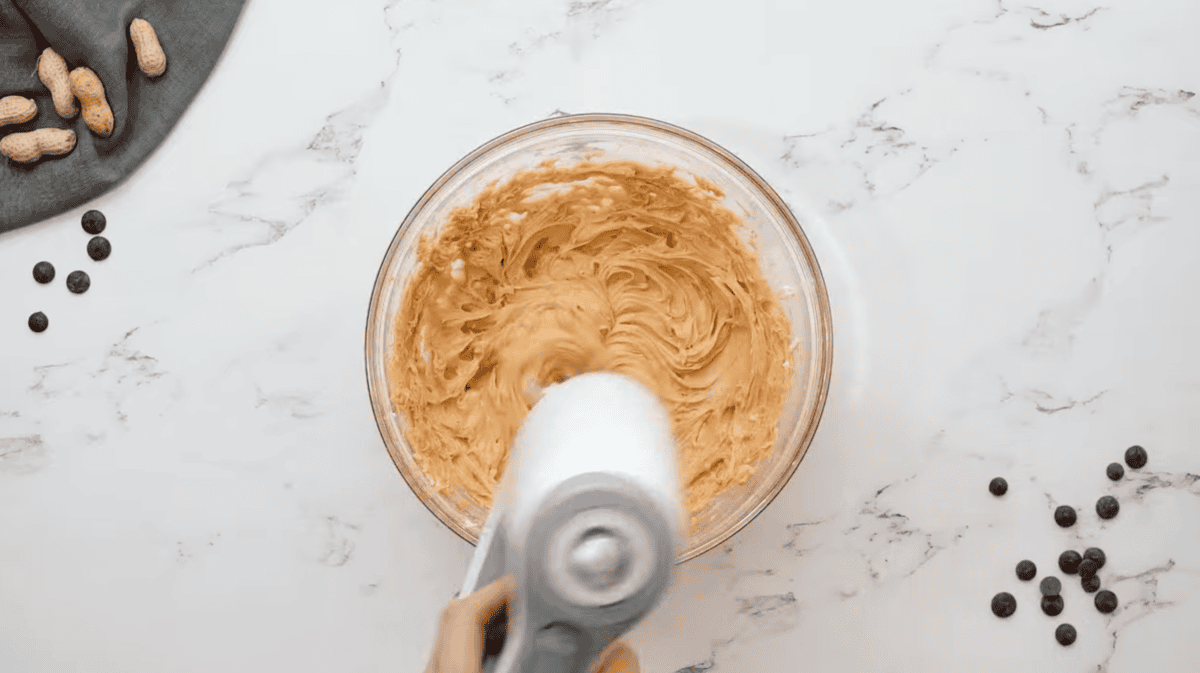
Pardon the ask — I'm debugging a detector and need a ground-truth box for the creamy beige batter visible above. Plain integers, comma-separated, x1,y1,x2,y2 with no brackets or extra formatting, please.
388,160,792,521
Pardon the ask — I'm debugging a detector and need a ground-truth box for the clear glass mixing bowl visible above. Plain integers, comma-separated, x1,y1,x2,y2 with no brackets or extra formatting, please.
365,114,833,562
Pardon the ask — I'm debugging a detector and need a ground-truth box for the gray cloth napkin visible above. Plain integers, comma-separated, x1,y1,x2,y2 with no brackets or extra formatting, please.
1,0,246,232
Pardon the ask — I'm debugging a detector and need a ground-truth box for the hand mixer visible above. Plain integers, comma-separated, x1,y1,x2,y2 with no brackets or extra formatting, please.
458,371,685,673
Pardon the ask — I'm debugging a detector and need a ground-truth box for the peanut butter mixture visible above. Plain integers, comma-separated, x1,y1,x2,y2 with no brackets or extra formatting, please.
389,160,791,520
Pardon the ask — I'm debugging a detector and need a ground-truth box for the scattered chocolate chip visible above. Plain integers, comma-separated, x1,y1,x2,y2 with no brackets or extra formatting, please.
991,592,1017,618
1058,550,1082,574
1040,576,1062,596
1106,462,1125,481
1084,547,1106,569
1095,589,1118,614
33,261,55,283
28,311,48,332
1055,505,1077,528
66,270,90,294
1056,623,1077,646
1041,594,1064,616
87,236,111,261
82,209,106,234
989,477,1008,496
1125,445,1147,469
1081,575,1101,593
1096,495,1120,520
1079,558,1098,579
1016,559,1037,581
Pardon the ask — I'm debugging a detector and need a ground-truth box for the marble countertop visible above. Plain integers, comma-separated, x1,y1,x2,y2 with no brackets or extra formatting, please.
3,0,1197,670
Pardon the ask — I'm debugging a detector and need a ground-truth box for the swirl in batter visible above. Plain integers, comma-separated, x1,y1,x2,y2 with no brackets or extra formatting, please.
389,160,792,521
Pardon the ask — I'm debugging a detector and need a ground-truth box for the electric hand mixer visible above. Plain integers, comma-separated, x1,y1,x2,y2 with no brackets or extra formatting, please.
458,371,685,673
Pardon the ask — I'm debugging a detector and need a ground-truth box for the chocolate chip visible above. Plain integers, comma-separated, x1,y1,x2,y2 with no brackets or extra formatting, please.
28,311,48,332
989,477,1008,496
1040,576,1062,596
1056,623,1077,646
81,209,106,235
991,592,1017,618
87,236,111,261
1016,559,1037,581
1055,505,1077,528
1078,558,1098,579
1095,589,1118,614
33,261,55,283
1106,462,1124,481
1081,575,1101,593
66,270,90,294
1125,445,1148,469
1083,547,1106,569
1096,495,1120,520
1058,550,1082,574
1041,594,1064,616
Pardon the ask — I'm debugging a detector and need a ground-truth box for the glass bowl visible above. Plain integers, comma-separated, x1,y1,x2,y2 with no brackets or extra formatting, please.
365,113,833,562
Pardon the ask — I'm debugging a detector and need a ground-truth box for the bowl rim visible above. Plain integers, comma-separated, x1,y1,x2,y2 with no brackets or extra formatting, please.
364,112,834,562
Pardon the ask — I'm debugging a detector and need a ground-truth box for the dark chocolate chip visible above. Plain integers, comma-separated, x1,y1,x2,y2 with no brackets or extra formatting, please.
1056,623,1077,646
1125,445,1147,469
989,477,1008,496
28,311,48,332
1095,589,1118,614
1016,559,1037,581
991,592,1017,618
1096,495,1120,520
1055,505,1077,528
66,270,90,294
1040,576,1062,596
87,236,111,261
1106,462,1124,481
1083,547,1106,569
1058,550,1082,574
33,261,55,284
82,209,106,235
1041,594,1064,616
1081,575,1101,593
1079,558,1098,579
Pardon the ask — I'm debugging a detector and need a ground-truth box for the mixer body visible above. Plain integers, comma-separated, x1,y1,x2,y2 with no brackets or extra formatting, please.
459,372,684,673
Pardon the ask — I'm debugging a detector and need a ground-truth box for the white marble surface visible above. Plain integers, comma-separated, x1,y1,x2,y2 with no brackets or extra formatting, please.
2,0,1198,670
